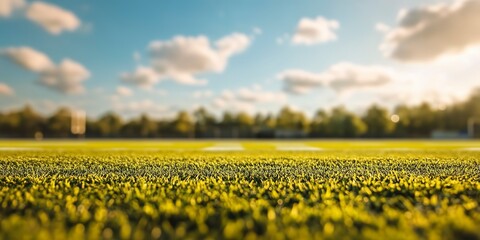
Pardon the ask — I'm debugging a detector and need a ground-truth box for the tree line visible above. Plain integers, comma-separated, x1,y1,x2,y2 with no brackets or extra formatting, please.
0,89,479,139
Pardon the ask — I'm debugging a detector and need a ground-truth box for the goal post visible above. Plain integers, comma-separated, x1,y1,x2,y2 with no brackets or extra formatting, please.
71,110,86,137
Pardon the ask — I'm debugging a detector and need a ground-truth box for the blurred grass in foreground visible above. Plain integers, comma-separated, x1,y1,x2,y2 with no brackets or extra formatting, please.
0,142,479,239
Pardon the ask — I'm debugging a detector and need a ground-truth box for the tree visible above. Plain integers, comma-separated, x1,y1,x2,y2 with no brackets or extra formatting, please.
45,107,71,138
310,110,329,137
138,114,158,138
0,105,44,138
253,113,276,138
120,120,139,138
236,112,253,127
410,103,436,136
328,107,367,138
463,87,480,119
95,112,123,137
236,112,254,138
392,105,411,137
221,112,235,126
363,105,394,138
276,106,309,132
172,111,194,137
118,115,157,138
193,107,216,138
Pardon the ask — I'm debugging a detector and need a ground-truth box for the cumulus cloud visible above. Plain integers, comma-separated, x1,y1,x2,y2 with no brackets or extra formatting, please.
2,46,89,94
369,73,473,109
212,97,255,113
236,87,287,103
121,66,160,89
292,16,339,45
26,1,81,35
212,86,287,113
380,0,480,62
116,86,133,97
278,69,328,94
112,99,173,119
150,33,250,84
38,59,90,94
219,86,286,104
123,33,251,86
279,62,394,94
0,83,14,95
193,90,213,99
0,0,24,17
2,46,53,72
375,22,390,33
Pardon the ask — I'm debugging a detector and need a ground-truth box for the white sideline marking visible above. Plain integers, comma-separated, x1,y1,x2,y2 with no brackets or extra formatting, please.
460,147,480,151
380,148,414,151
275,143,322,151
204,143,244,151
100,148,128,151
0,147,42,151
97,148,166,151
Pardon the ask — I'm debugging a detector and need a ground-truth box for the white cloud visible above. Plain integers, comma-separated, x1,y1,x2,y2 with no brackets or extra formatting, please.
375,22,390,33
278,69,328,94
193,90,213,99
147,88,168,96
116,86,133,97
121,66,160,89
370,75,472,109
145,33,250,85
253,27,262,35
0,0,25,17
112,99,173,119
26,1,81,35
212,97,255,113
292,16,339,45
236,87,287,103
380,0,480,62
279,62,394,94
212,86,287,114
2,46,90,94
309,49,480,110
39,59,90,94
381,47,480,107
0,83,14,95
3,46,54,72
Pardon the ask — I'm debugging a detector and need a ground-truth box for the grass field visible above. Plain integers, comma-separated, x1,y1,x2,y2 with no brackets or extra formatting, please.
0,140,479,239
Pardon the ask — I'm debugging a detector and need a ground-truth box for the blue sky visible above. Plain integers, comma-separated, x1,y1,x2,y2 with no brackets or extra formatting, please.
1,0,479,118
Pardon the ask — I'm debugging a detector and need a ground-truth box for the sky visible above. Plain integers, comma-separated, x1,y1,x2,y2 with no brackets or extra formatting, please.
1,0,479,119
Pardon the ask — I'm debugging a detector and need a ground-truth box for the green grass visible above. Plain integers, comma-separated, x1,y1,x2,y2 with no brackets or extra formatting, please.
0,139,479,151
0,140,479,239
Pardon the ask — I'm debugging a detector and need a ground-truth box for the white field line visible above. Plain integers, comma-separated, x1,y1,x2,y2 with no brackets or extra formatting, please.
423,142,479,146
96,148,170,151
275,143,323,151
459,147,480,151
0,147,42,151
379,148,415,151
203,143,244,151
99,148,129,151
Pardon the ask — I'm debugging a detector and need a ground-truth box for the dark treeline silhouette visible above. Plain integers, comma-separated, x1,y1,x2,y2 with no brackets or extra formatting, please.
1,89,479,139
